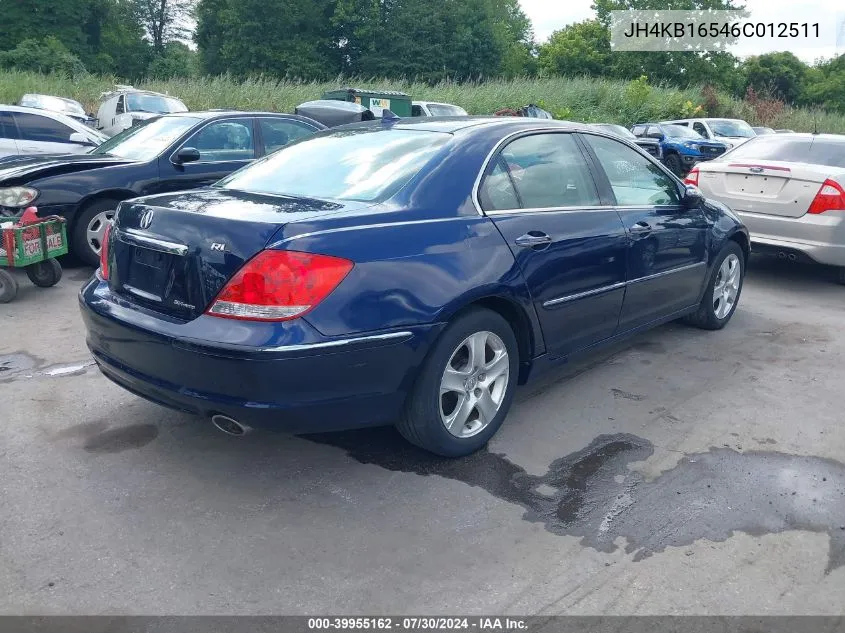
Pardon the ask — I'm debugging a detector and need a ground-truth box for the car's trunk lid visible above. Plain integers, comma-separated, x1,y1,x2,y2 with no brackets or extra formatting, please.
108,188,351,320
697,161,827,218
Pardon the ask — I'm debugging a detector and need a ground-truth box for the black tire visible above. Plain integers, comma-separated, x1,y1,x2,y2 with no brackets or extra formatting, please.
397,308,519,457
0,269,18,303
72,198,120,268
25,259,63,287
684,241,745,330
664,153,683,176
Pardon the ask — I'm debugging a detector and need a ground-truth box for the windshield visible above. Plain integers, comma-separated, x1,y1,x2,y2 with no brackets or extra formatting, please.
664,125,703,139
91,115,199,160
21,94,85,117
595,124,635,139
717,136,845,168
217,128,450,202
427,104,467,116
708,119,755,138
126,93,188,114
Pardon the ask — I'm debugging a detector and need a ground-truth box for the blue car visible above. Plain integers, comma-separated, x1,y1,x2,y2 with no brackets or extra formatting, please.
80,118,749,456
631,123,728,176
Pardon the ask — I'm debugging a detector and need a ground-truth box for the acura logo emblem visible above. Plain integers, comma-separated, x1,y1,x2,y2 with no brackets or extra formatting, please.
139,210,154,229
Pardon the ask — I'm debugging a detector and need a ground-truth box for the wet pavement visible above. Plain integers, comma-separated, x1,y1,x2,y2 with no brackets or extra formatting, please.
1,255,844,614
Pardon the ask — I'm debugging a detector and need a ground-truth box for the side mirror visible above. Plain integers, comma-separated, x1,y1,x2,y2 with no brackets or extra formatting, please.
648,132,665,141
683,184,704,206
69,132,96,146
173,147,201,164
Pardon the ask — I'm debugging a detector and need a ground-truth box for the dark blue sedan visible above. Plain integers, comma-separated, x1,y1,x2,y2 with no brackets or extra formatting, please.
80,118,749,456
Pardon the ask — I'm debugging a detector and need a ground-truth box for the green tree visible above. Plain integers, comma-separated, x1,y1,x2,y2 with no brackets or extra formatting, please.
132,0,195,52
0,37,87,76
147,41,197,78
802,55,845,113
538,20,611,77
741,52,808,104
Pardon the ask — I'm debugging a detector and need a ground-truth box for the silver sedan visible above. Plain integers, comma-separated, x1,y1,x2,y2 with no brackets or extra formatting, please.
685,133,845,284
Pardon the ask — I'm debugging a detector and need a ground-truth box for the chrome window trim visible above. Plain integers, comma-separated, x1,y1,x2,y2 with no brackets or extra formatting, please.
541,261,706,308
472,127,669,216
120,228,189,256
257,330,413,353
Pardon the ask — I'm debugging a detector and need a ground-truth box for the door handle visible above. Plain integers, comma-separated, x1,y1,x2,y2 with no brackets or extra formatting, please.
629,221,653,238
514,232,552,248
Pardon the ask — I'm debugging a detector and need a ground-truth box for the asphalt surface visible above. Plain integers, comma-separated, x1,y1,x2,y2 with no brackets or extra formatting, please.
1,256,844,615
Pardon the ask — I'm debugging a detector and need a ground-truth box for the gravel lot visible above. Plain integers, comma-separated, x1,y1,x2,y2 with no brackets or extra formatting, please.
1,256,844,615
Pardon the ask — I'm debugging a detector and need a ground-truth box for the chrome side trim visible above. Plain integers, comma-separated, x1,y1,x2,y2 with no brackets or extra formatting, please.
484,205,616,216
258,330,414,353
627,261,706,286
543,282,626,308
120,229,189,256
542,261,706,308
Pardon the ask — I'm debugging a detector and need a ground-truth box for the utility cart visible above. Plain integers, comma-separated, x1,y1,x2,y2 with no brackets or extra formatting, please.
0,212,68,303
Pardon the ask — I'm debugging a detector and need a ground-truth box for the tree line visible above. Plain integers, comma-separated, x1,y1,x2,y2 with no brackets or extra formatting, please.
1,0,843,114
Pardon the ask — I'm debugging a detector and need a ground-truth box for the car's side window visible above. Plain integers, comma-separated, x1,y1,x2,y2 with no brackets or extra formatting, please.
259,118,315,154
115,96,125,115
0,112,17,139
411,105,424,117
13,113,75,144
183,118,255,162
631,125,646,137
478,158,520,211
692,122,708,137
646,125,663,138
584,134,681,207
493,133,600,209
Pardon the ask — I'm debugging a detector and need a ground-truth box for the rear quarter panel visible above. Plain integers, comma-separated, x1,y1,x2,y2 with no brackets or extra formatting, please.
272,210,545,357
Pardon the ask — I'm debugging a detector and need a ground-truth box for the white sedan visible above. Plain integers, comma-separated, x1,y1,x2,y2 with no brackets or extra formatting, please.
0,105,106,159
685,133,845,284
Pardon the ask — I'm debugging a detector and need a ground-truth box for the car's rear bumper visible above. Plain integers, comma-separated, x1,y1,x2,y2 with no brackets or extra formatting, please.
737,210,845,267
80,277,444,432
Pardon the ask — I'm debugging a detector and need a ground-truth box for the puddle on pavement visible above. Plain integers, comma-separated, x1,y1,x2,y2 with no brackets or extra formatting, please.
304,429,845,572
0,352,40,379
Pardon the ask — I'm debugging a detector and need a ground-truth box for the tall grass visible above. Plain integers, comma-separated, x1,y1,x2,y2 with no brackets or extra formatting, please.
2,69,843,133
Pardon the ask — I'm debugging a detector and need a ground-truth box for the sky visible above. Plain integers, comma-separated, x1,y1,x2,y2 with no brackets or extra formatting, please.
518,0,844,62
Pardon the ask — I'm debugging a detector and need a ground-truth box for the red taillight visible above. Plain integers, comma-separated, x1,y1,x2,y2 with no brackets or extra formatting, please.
207,250,353,321
683,167,699,186
808,179,845,215
99,223,112,280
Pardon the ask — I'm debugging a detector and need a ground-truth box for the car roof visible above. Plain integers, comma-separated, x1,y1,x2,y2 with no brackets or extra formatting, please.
1,103,88,124
332,116,588,134
157,110,322,120
752,132,845,141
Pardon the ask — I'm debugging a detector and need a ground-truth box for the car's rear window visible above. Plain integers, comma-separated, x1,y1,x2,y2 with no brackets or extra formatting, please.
217,128,450,202
722,136,845,168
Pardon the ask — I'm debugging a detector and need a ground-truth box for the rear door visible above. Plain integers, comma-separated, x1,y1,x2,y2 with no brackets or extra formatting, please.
0,111,19,158
478,131,628,358
12,111,82,155
582,133,709,331
156,117,257,193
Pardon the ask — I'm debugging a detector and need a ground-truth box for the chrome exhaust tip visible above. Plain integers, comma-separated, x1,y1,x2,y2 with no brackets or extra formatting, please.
211,414,251,437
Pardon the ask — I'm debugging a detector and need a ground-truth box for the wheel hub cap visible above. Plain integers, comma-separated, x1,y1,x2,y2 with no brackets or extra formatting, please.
713,253,741,320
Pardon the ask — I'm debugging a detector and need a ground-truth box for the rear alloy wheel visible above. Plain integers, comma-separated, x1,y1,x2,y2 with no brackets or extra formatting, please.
398,308,519,457
72,199,119,267
664,153,683,176
684,241,745,330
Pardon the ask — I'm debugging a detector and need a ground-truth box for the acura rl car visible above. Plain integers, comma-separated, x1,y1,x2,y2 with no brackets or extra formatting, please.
81,118,749,457
0,111,325,266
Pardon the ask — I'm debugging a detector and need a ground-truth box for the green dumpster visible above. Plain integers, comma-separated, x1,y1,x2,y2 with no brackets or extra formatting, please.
321,87,412,118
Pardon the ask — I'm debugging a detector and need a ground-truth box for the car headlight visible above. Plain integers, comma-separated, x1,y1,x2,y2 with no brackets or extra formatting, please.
0,187,38,208
688,143,700,151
